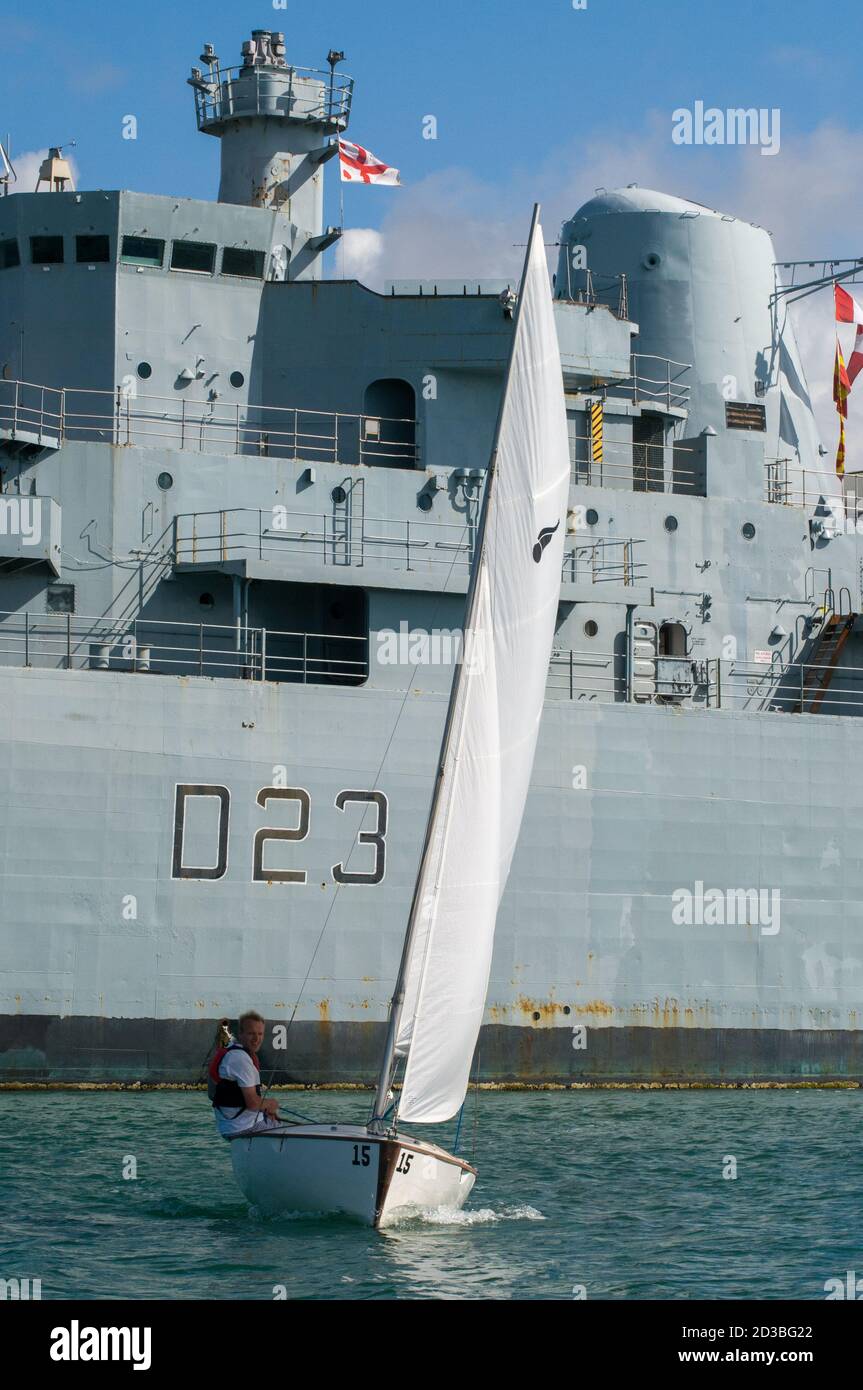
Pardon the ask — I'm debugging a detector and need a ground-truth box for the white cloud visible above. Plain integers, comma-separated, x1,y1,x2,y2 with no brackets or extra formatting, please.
340,227,386,282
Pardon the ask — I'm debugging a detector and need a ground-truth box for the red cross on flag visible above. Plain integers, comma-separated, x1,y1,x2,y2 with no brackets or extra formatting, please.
834,283,863,388
338,139,401,185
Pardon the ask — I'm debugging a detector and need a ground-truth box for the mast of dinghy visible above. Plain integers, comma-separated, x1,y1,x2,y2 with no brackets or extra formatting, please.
369,205,543,1131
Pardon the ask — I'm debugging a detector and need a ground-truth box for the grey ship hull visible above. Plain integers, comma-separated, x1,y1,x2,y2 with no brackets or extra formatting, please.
2,662,861,1084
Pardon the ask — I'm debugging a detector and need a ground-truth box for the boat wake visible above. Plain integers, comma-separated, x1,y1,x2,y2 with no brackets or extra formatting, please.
395,1202,546,1227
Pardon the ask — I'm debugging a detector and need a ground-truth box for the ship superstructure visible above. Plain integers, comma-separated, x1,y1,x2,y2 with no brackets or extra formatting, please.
0,30,861,1083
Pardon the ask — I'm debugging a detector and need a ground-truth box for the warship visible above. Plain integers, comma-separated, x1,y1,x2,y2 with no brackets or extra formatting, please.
1,27,862,1086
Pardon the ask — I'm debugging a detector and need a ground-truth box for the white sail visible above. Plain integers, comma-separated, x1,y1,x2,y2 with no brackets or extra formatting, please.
395,215,571,1124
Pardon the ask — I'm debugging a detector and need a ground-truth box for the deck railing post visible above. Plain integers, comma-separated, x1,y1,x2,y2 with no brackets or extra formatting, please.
800,659,805,713
66,613,71,669
24,610,29,667
261,627,267,681
199,624,204,676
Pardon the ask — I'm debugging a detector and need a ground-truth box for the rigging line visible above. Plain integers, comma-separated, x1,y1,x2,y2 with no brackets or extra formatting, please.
261,506,480,1097
470,1044,481,1165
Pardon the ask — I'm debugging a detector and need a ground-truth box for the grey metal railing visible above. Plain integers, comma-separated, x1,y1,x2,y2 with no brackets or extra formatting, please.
545,644,863,714
558,267,629,320
192,63,353,129
0,379,418,465
703,654,863,715
172,506,646,585
0,612,367,684
607,355,692,412
570,437,698,493
765,457,848,515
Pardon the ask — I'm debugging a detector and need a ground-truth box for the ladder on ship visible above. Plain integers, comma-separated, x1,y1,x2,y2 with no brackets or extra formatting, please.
800,589,856,712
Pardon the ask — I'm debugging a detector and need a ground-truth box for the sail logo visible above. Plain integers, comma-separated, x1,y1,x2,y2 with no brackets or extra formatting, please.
0,496,41,545
672,102,781,157
50,1321,151,1370
672,881,780,935
376,622,486,671
532,521,560,562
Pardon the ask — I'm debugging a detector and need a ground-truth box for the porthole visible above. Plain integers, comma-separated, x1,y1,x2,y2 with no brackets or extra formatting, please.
157,471,173,490
584,619,599,638
137,361,152,380
741,522,756,540
417,492,433,511
585,508,599,526
563,1005,571,1016
664,515,678,532
331,485,347,504
532,1011,541,1022
199,593,215,608
642,250,662,270
230,371,245,388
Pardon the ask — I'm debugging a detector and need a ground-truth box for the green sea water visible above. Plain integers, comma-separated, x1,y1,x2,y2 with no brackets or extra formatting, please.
1,1089,860,1300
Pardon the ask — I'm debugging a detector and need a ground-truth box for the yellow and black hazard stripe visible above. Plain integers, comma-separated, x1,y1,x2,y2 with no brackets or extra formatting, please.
589,401,603,464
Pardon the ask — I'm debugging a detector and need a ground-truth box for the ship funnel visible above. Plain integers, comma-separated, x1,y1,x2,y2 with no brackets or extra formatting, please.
189,28,353,245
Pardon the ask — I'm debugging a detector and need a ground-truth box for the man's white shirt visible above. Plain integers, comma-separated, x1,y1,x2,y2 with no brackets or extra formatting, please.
214,1049,274,1138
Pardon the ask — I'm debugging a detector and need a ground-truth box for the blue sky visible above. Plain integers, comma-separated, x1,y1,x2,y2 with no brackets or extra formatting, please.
4,0,861,225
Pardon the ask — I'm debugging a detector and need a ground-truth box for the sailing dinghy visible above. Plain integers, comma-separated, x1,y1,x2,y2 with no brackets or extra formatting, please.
229,207,571,1226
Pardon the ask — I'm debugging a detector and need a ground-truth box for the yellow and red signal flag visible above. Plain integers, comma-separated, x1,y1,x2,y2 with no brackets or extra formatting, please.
833,339,850,476
834,283,863,388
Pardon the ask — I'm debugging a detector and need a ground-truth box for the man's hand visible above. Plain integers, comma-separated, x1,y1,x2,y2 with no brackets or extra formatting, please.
263,1097,280,1119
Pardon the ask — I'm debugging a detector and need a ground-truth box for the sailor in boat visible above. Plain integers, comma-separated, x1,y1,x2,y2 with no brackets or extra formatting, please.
209,1010,282,1139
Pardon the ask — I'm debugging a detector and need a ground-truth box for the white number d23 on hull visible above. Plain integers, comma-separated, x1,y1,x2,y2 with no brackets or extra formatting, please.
229,1124,476,1227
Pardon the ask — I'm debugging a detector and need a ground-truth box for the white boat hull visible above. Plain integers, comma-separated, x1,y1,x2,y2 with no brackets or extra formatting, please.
229,1124,476,1227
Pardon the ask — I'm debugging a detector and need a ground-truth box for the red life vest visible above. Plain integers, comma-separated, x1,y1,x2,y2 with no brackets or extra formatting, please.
208,1041,261,1113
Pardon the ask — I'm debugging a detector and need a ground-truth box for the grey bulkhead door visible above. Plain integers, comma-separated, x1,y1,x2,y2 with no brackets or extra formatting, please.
629,618,658,701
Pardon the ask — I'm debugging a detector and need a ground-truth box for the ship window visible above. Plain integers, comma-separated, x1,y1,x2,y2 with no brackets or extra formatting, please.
659,621,687,657
221,246,265,278
584,620,599,638
30,235,64,265
46,582,75,614
0,238,20,269
171,240,216,274
229,371,244,388
75,235,110,263
121,235,165,268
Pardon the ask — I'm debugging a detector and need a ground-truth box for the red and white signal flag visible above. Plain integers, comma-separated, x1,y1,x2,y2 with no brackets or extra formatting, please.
834,283,863,388
338,139,401,185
